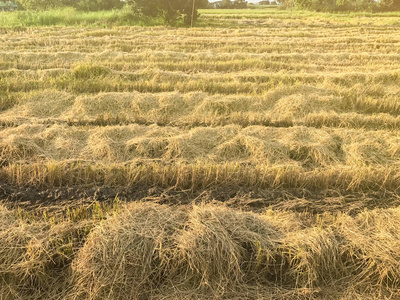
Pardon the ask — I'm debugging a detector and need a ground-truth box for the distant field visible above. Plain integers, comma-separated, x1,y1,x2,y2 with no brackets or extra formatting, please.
1,8,400,300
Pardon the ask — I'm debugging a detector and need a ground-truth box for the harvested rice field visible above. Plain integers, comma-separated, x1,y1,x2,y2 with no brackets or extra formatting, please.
1,7,400,300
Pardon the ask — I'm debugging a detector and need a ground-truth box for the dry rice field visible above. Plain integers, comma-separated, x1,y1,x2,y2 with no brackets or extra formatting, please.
1,8,400,300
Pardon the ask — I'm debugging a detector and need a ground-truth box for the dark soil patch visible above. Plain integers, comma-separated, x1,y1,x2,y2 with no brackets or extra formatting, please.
1,181,399,216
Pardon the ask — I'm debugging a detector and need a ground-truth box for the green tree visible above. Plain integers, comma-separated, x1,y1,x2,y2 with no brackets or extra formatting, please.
221,0,232,8
17,0,59,10
380,0,400,9
127,0,207,25
233,0,247,8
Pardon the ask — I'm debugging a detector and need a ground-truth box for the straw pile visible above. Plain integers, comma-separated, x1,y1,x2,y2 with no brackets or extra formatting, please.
0,202,400,299
4,124,399,167
71,202,187,300
0,204,92,300
65,203,400,300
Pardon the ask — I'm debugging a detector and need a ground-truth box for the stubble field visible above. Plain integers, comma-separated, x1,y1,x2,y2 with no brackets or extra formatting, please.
1,8,400,299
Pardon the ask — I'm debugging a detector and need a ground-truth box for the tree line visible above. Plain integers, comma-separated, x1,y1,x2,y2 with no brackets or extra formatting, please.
14,0,216,24
215,0,248,8
282,0,400,11
12,0,400,24
14,0,254,25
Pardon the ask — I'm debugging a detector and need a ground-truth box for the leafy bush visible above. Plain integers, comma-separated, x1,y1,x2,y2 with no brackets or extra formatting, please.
17,0,124,11
379,0,400,10
17,0,60,10
63,0,124,11
127,0,208,25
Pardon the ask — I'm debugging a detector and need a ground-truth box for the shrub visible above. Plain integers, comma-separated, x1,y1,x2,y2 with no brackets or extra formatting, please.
127,0,208,25
17,0,124,11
